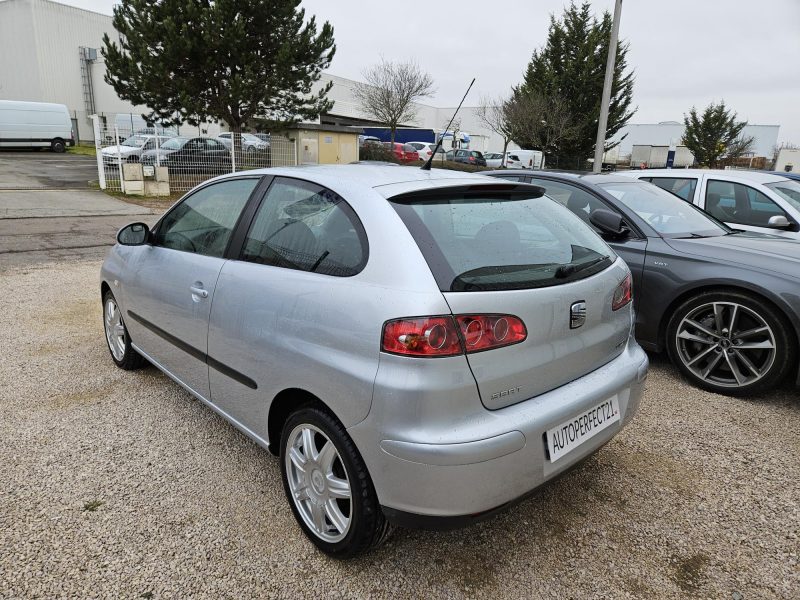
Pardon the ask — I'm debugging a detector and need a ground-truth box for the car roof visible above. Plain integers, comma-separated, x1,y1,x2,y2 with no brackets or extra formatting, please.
214,164,493,194
769,170,800,180
620,168,789,184
481,170,583,180
581,173,647,185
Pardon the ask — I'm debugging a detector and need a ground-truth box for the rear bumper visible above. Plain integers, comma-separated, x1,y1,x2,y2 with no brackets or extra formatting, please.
348,339,648,523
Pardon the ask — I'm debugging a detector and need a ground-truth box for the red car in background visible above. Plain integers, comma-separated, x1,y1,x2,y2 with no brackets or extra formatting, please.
383,142,419,162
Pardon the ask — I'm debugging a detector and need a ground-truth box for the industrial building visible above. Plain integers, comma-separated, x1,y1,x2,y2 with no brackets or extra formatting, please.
607,121,780,164
0,0,782,160
0,0,502,148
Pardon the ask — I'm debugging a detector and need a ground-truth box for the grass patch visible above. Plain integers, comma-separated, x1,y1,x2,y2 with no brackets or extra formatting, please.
82,499,104,512
67,143,97,157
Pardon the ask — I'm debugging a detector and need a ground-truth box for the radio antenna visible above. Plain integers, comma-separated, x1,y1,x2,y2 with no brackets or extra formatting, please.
421,78,475,171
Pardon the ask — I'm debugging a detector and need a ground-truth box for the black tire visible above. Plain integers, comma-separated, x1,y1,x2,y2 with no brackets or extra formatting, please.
279,406,392,558
666,290,795,396
50,138,66,153
102,290,146,370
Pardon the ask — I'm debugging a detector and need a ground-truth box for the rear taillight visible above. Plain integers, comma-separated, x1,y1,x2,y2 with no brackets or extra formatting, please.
612,274,633,311
382,317,462,357
381,314,526,357
455,315,526,352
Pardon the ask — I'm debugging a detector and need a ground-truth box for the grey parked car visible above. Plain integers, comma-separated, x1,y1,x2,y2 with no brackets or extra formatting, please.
101,166,648,557
486,170,800,395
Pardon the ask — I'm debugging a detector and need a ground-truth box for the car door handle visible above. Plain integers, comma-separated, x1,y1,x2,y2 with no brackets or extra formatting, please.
189,285,208,298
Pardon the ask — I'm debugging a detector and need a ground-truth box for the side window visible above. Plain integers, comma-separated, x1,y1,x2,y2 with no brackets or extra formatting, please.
706,180,788,226
648,177,697,201
155,178,258,257
530,178,610,230
241,178,367,277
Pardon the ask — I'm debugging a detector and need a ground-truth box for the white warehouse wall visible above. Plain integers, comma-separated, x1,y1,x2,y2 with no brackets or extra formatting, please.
0,0,149,140
611,122,779,159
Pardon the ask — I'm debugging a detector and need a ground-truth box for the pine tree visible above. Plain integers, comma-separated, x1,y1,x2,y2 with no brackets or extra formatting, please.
102,0,336,145
513,1,635,160
682,101,753,168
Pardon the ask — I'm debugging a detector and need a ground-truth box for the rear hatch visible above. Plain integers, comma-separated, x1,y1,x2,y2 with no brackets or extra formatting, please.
389,183,633,409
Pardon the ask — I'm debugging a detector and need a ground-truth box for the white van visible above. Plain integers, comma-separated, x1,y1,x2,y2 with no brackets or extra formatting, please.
506,149,544,170
0,100,74,152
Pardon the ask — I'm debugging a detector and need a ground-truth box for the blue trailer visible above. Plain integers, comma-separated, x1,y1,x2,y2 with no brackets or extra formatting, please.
361,127,435,144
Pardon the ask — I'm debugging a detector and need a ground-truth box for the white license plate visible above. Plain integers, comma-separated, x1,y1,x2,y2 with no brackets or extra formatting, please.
546,396,620,462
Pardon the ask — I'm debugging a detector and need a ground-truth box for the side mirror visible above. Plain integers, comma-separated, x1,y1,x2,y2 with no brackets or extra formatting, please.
117,222,151,246
767,215,791,229
590,209,629,238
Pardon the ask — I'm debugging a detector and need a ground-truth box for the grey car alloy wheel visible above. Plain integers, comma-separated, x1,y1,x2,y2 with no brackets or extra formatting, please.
104,297,127,362
284,423,352,543
675,301,777,388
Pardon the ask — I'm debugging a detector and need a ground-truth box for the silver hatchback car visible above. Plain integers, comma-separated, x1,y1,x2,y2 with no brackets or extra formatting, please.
101,165,648,557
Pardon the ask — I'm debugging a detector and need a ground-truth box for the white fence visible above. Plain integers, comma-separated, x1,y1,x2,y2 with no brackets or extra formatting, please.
91,116,296,194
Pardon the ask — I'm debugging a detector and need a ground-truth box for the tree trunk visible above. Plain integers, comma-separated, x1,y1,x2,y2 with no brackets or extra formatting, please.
501,138,509,168
390,127,396,147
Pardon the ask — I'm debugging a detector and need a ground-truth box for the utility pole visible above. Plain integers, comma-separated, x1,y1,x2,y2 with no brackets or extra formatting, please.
593,0,623,174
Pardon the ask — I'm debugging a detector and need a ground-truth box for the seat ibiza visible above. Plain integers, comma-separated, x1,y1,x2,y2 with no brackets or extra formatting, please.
101,165,648,557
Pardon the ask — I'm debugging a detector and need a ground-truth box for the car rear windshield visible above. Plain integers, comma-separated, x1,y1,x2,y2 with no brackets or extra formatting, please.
389,189,614,292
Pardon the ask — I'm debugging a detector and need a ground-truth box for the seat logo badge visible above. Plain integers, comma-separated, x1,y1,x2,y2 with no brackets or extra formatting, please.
570,301,587,329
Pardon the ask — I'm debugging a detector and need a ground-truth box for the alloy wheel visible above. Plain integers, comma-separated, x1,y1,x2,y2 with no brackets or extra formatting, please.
285,424,352,543
104,298,126,361
675,301,777,388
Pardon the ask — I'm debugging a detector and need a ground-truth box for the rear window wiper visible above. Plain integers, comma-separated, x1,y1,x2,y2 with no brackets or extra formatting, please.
555,255,609,279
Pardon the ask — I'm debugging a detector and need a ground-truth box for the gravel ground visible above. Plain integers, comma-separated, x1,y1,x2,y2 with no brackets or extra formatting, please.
1,260,798,599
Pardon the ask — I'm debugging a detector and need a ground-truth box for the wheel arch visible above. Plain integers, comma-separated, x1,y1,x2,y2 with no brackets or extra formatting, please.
657,282,800,364
267,388,335,456
101,280,111,301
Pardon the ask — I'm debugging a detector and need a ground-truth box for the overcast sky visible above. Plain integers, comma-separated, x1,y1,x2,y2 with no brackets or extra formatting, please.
65,0,800,143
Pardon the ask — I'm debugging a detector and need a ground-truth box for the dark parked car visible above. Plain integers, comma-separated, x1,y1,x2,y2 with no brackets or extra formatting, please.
140,136,231,172
485,170,800,396
446,149,487,167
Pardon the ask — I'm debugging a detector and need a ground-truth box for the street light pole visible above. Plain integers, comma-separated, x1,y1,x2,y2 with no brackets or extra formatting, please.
593,0,623,174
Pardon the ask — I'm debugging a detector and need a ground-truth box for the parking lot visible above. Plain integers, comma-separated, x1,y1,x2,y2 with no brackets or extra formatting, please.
0,152,157,268
1,257,797,598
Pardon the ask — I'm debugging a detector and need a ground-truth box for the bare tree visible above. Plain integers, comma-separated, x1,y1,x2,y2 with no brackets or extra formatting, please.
722,135,756,165
353,59,435,145
476,95,514,166
507,91,577,157
770,142,799,169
